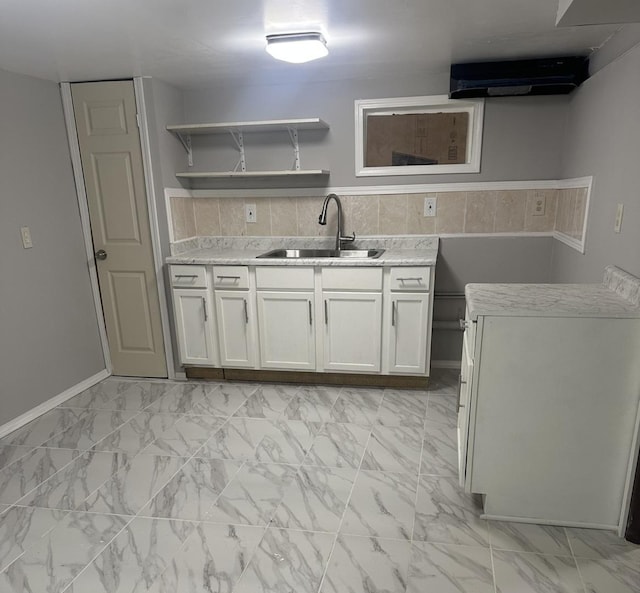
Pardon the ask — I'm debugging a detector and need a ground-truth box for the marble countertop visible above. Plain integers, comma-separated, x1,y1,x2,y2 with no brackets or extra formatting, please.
166,247,438,267
466,282,640,319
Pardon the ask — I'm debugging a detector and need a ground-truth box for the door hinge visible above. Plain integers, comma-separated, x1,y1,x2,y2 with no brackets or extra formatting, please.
135,113,141,128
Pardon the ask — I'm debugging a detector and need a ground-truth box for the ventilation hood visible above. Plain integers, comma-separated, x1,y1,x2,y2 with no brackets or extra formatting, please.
449,57,589,99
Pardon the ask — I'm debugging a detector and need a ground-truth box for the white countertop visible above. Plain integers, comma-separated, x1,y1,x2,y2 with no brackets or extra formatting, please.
166,247,437,267
465,281,640,319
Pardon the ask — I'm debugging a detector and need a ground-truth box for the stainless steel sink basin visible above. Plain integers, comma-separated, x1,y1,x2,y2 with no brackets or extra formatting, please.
256,248,385,259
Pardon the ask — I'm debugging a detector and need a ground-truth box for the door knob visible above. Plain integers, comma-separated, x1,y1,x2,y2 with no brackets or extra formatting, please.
95,249,108,261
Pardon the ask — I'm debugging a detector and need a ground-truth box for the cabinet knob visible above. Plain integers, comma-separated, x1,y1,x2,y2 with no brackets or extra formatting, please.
95,249,107,261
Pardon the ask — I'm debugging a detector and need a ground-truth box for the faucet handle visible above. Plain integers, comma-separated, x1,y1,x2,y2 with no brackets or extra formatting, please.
340,232,356,246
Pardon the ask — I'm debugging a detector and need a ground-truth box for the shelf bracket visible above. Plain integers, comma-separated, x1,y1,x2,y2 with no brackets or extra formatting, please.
228,129,247,172
174,132,193,167
287,127,301,171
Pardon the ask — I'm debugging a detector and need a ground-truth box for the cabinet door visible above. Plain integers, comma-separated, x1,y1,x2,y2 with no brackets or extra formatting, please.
388,293,429,374
322,292,382,372
457,332,473,490
214,290,256,368
172,288,218,366
257,292,316,370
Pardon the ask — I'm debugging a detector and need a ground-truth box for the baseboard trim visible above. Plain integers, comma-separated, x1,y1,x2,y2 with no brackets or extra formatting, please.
431,360,462,369
480,512,617,531
185,367,429,389
0,369,110,440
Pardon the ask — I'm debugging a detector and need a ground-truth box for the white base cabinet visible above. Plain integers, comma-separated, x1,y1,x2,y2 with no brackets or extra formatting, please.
322,292,383,373
172,288,218,366
387,293,430,375
257,291,316,370
214,290,256,368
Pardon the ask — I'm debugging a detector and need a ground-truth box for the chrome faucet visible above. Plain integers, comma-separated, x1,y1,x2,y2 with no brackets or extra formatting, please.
318,193,356,251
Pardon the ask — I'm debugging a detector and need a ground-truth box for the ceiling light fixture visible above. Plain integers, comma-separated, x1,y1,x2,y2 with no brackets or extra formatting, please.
265,32,328,64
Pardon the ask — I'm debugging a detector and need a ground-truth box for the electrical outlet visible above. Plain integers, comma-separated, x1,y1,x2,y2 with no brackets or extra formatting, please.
424,197,437,217
245,203,257,224
20,226,33,249
533,194,546,216
614,203,624,233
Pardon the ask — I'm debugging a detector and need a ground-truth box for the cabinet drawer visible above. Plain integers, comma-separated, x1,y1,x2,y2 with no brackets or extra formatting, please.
212,266,249,289
170,265,208,288
256,266,314,290
389,267,431,291
321,267,382,291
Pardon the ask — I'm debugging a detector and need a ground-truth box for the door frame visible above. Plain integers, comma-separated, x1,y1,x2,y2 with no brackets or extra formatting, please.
60,79,176,379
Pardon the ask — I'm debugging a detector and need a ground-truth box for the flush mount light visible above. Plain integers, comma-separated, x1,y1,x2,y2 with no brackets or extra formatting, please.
265,32,328,64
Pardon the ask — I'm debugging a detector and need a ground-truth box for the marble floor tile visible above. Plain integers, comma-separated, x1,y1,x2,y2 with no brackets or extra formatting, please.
234,527,334,593
492,550,584,593
91,411,181,454
421,421,458,476
303,422,371,468
253,419,319,464
407,541,495,593
147,523,265,593
413,475,490,547
141,457,242,521
341,470,418,540
194,417,272,460
361,424,423,474
577,556,640,593
328,388,384,426
206,462,297,526
282,386,340,423
101,380,172,411
141,414,226,457
376,390,428,428
425,394,458,428
489,521,572,556
65,516,194,593
0,511,129,593
41,409,137,450
147,383,207,414
272,465,357,532
321,534,411,593
0,447,79,504
0,505,68,572
427,369,459,395
566,528,640,567
60,378,133,409
0,444,37,471
192,383,257,416
81,454,186,516
1,407,84,447
16,450,129,511
233,384,298,419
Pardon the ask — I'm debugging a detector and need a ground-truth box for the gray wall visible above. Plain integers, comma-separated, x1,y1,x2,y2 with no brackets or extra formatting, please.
552,42,640,282
0,68,105,426
182,72,569,188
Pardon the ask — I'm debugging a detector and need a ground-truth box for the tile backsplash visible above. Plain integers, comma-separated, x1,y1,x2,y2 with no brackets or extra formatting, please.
169,185,589,244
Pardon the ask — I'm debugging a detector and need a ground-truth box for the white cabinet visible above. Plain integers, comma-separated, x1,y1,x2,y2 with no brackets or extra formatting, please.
457,332,473,488
257,292,316,370
214,289,257,368
172,288,218,366
322,292,383,372
387,293,430,374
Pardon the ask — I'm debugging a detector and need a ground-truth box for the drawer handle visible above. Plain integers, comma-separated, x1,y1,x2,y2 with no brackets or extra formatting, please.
217,275,241,280
175,274,198,279
392,301,396,326
243,298,249,323
397,277,423,282
324,300,328,325
308,301,313,326
202,297,208,322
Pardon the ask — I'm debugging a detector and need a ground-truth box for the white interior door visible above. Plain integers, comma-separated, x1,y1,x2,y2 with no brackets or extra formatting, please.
71,81,166,377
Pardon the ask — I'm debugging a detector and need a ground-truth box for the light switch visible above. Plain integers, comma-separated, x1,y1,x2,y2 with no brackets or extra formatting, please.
20,226,33,249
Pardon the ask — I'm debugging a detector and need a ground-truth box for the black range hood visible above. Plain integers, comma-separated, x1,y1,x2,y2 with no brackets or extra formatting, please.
450,57,589,99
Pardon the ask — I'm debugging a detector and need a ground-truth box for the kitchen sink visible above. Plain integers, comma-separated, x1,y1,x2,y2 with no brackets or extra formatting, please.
256,248,385,259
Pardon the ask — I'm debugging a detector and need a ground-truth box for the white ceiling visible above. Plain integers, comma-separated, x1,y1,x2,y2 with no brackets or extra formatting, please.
0,0,622,88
